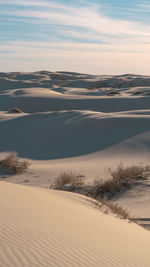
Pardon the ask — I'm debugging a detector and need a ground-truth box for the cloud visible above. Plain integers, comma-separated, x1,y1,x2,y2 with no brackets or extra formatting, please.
0,0,71,10
1,38,150,56
1,0,150,74
136,3,150,12
1,1,150,39
1,42,150,75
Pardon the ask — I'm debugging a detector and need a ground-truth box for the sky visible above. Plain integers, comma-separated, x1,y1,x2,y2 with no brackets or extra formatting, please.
1,0,150,74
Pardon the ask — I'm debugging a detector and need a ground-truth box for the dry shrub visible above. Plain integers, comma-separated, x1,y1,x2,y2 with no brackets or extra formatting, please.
50,170,136,222
50,164,150,222
0,152,30,174
107,90,120,96
90,87,97,91
100,197,131,220
52,172,84,190
11,107,22,113
93,164,150,199
132,90,143,95
111,164,149,178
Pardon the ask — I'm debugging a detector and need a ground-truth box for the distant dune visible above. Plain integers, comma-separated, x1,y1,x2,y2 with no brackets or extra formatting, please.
0,71,150,162
1,72,150,159
1,72,150,206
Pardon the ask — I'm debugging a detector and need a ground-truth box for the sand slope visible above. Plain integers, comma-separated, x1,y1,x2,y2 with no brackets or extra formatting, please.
0,181,150,267
1,71,150,222
1,72,150,163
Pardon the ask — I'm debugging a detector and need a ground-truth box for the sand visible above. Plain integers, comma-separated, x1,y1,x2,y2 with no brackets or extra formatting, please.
1,71,150,265
1,72,150,183
0,181,150,267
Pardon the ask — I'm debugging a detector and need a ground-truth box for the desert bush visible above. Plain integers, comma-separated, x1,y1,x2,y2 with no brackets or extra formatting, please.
11,107,22,113
50,164,150,222
132,90,143,95
100,197,131,220
51,170,136,221
107,90,120,96
110,164,149,180
93,164,150,199
0,152,30,174
52,172,84,190
90,87,97,91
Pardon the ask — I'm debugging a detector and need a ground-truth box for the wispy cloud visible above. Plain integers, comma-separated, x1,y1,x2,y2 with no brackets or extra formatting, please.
0,0,71,10
1,41,150,75
136,3,150,12
1,1,150,38
1,0,150,73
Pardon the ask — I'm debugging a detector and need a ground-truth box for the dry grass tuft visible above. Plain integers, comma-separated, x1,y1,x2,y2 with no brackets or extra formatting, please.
107,90,120,96
132,90,143,95
90,87,97,91
11,107,23,113
0,152,30,174
93,164,150,199
99,197,131,220
52,172,84,190
50,164,150,222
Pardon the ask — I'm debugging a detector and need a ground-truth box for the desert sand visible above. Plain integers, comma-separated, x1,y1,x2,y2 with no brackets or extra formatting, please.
1,71,150,265
1,181,150,267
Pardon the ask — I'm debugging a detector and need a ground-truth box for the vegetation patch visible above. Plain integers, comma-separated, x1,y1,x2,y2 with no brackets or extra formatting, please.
51,164,150,221
0,152,30,174
107,90,120,96
90,164,150,199
52,172,84,191
132,90,143,95
100,197,131,220
11,107,23,113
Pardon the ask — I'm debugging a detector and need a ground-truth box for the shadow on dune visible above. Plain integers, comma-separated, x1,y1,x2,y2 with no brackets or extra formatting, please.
1,72,150,160
0,112,150,160
0,169,13,178
1,94,150,114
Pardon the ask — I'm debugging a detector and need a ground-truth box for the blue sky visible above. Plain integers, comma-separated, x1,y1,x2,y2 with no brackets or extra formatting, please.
1,0,150,74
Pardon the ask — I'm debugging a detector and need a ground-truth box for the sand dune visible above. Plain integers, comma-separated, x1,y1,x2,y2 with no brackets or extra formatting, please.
0,110,150,160
1,72,150,160
0,181,150,267
1,71,150,237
